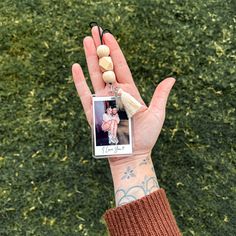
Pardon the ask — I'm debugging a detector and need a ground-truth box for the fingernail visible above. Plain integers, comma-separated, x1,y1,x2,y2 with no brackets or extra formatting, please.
103,29,112,35
89,21,98,28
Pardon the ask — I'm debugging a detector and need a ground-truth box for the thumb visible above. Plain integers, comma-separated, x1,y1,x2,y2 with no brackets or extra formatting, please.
149,77,176,113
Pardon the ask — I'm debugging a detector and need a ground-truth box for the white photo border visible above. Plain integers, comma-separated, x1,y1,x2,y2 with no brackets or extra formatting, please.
92,96,132,158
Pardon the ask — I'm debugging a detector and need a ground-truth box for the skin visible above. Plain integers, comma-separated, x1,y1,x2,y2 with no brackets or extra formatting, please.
112,108,118,115
72,26,175,206
104,107,117,140
106,107,112,115
110,108,118,140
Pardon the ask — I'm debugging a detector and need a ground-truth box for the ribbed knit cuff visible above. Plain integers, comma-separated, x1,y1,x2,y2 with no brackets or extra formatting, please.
103,188,181,236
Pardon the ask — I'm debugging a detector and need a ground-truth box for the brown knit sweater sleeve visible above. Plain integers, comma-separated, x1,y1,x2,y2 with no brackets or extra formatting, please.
103,188,181,236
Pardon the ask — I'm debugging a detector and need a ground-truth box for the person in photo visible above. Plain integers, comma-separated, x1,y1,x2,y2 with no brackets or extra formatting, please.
101,106,113,144
101,105,120,145
110,107,120,144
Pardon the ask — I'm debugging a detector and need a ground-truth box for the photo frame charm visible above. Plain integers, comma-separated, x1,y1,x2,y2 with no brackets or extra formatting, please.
92,96,133,158
89,22,143,158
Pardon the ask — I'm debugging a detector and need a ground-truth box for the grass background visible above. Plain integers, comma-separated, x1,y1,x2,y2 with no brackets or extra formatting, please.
0,0,235,235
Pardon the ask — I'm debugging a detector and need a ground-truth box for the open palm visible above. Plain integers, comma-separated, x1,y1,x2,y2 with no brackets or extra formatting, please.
72,27,175,165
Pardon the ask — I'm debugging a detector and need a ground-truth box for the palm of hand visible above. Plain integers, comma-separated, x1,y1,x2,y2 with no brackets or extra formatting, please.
72,27,175,164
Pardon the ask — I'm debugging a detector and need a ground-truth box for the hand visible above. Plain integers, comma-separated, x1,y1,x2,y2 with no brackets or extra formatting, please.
72,26,175,166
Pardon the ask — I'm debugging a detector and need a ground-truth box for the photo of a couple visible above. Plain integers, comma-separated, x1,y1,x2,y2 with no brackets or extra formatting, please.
93,98,130,147
102,106,120,145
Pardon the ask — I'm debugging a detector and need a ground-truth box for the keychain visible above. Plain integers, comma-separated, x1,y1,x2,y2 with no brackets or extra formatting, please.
90,22,143,158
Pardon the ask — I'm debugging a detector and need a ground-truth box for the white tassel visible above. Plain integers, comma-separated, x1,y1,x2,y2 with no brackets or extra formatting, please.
118,88,142,118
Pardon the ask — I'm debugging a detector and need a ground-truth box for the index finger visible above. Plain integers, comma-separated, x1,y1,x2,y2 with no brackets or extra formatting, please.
72,63,92,125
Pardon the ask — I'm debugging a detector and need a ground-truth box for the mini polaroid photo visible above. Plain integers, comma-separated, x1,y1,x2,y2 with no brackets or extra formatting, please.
92,96,132,157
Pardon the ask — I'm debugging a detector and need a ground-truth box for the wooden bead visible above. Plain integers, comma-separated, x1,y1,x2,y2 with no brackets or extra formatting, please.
99,56,113,72
97,45,110,58
102,71,116,83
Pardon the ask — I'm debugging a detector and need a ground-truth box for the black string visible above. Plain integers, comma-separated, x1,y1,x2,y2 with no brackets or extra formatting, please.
89,22,112,45
89,21,97,28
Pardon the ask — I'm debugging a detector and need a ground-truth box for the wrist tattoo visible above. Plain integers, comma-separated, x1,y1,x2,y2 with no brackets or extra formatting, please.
139,155,151,166
121,166,136,180
115,175,159,206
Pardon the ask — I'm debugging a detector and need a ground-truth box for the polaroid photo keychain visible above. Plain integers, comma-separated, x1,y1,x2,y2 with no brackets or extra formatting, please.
90,22,143,158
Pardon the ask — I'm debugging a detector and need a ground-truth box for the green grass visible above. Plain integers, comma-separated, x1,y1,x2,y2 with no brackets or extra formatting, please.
0,0,235,235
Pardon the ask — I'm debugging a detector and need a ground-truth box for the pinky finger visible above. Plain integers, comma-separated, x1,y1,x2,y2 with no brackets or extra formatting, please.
72,63,92,125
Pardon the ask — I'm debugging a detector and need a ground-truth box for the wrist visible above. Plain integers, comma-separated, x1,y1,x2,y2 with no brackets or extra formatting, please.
108,152,160,207
108,151,152,168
